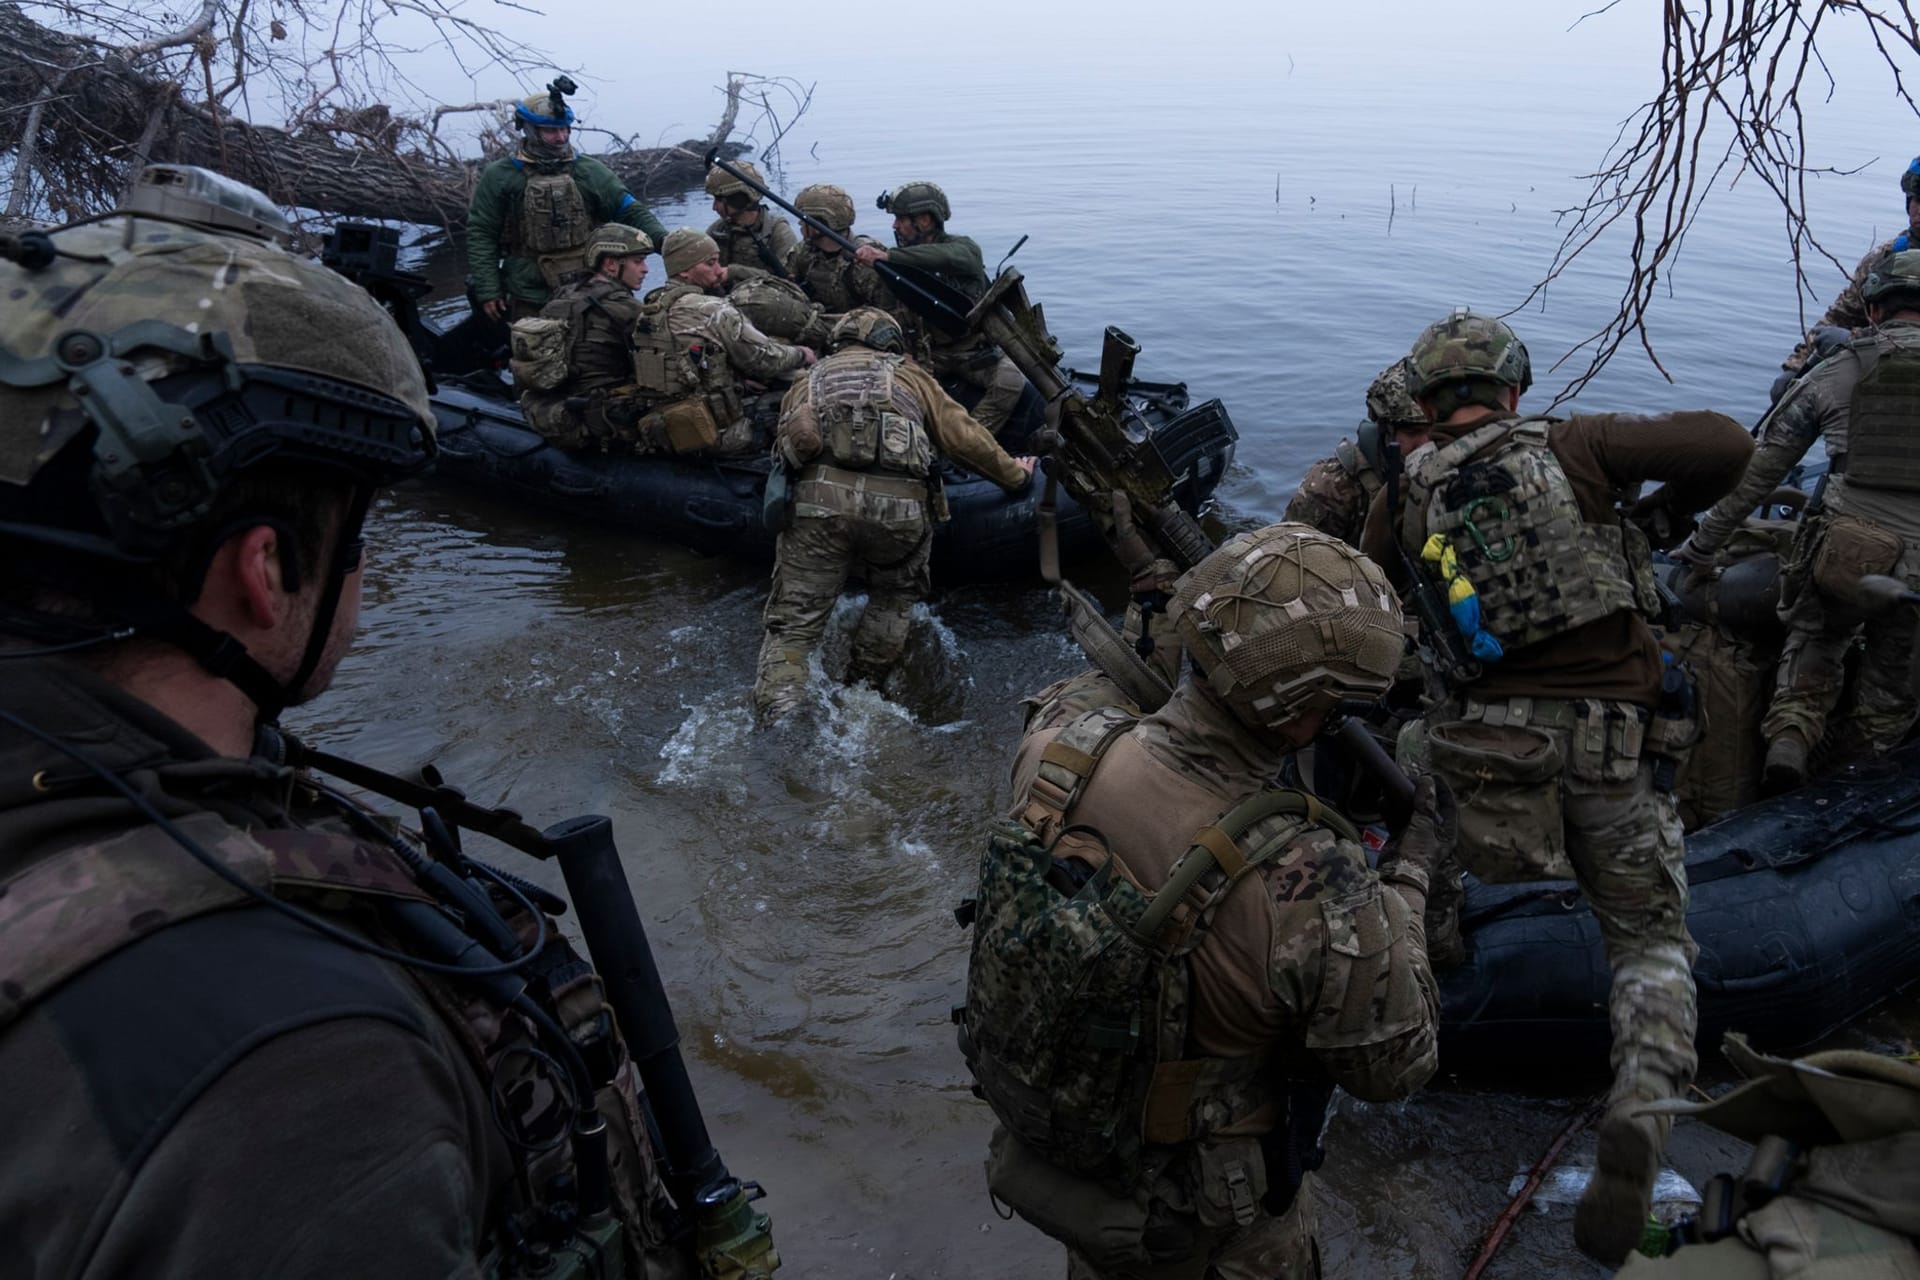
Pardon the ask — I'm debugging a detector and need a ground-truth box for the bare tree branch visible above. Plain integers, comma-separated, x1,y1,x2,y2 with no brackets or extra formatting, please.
1523,0,1920,406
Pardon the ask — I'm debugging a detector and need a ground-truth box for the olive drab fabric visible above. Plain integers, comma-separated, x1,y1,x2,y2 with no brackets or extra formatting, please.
786,235,902,316
1402,417,1657,654
519,169,596,292
804,350,932,476
514,273,649,451
883,180,951,221
707,214,799,281
1842,328,1920,493
633,283,726,396
662,228,719,277
1616,1035,1920,1279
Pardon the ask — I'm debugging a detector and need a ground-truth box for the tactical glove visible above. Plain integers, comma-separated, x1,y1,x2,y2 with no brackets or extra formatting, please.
1379,775,1454,882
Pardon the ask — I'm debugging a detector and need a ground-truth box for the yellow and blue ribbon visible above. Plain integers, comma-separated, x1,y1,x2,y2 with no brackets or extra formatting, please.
1422,534,1505,662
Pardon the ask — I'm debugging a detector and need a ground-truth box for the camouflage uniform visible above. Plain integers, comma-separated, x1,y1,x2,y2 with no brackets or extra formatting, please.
650,283,809,454
885,232,1029,437
1372,311,1755,1266
1285,361,1419,547
1779,238,1918,371
708,212,800,282
752,312,1029,719
1616,1036,1920,1279
788,237,903,318
1693,315,1920,766
519,271,644,449
963,528,1440,1280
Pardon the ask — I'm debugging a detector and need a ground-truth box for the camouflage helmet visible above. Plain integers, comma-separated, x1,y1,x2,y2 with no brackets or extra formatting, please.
878,181,951,222
583,223,654,270
1901,156,1920,201
661,228,719,276
705,160,767,202
1405,308,1533,399
0,169,435,574
1169,524,1405,732
121,164,290,246
1364,358,1424,428
514,90,575,130
796,183,856,233
829,307,906,355
1862,249,1920,308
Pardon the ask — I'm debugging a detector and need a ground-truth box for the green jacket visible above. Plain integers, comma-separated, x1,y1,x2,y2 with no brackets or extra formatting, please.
466,155,667,308
886,233,988,298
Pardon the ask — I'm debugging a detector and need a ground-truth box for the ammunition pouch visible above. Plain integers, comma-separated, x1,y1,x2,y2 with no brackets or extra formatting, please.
533,250,589,295
639,395,725,455
1427,714,1572,883
1811,513,1904,610
986,1127,1193,1270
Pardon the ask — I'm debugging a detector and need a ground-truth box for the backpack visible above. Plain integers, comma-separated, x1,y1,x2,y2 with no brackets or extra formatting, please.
957,710,1354,1191
508,316,573,391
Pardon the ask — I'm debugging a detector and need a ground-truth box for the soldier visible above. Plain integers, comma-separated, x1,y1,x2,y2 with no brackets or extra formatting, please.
467,80,666,321
854,181,1030,438
1614,1035,1920,1277
1284,358,1422,546
705,160,799,283
752,308,1031,722
1678,251,1920,793
0,167,693,1277
511,222,652,450
1363,310,1753,1266
1779,155,1920,372
637,228,817,456
785,183,903,319
959,525,1444,1280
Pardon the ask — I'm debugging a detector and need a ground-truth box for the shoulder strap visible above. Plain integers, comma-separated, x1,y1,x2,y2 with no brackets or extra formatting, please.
0,814,429,1032
1135,789,1358,951
1016,706,1137,838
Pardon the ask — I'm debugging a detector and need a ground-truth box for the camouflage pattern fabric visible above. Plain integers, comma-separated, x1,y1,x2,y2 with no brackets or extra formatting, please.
1765,534,1920,762
786,237,903,317
728,274,834,349
1364,359,1424,429
1780,239,1895,371
1427,695,1697,1113
1404,417,1650,651
1405,310,1532,396
519,273,648,451
706,214,799,281
927,348,1028,438
666,291,809,385
1284,450,1376,547
751,468,932,716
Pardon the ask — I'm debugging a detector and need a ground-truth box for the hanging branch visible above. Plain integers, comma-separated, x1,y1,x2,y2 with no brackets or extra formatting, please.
1519,1,1919,407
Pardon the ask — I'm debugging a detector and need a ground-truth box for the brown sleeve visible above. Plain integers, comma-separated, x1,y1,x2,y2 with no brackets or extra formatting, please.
1547,410,1754,521
899,361,1029,491
86,1017,494,1280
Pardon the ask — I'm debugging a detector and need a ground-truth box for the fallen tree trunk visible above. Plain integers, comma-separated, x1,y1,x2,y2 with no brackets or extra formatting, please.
0,2,744,229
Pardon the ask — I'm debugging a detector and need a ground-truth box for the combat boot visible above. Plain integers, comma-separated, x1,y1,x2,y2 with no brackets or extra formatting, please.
1762,731,1808,796
1574,1102,1666,1266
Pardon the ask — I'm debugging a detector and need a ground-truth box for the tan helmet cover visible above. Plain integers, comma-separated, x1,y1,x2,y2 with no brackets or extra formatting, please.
662,228,720,277
0,215,432,490
705,160,767,200
1169,524,1405,730
583,223,654,270
828,307,905,354
796,183,856,233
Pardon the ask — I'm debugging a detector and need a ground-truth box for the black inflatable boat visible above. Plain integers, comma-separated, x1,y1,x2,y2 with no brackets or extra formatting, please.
424,373,1237,581
1438,739,1920,1073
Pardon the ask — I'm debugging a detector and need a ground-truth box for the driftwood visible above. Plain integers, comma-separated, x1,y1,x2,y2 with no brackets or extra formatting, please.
0,2,756,230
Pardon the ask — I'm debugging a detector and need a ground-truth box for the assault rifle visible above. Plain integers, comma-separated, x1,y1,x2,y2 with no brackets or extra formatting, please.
288,742,780,1280
1381,436,1481,686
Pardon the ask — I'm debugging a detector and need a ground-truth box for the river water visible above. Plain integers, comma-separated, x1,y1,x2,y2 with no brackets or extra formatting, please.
291,15,1915,1277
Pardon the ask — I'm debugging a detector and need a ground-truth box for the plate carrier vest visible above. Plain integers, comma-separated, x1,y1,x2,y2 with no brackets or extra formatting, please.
517,168,593,293
1842,327,1920,493
807,350,932,478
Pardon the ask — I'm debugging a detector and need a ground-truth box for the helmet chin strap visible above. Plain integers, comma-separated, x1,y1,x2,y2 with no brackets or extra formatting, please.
143,488,373,724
